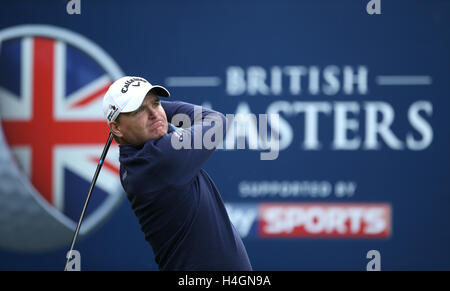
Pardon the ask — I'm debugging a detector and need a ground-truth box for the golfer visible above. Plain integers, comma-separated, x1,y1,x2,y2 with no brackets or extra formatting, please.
102,76,252,271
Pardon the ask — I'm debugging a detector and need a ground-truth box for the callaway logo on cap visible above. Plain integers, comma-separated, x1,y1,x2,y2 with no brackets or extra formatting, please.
103,76,170,122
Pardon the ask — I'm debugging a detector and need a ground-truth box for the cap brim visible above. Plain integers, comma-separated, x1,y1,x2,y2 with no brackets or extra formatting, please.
121,85,170,114
149,85,170,97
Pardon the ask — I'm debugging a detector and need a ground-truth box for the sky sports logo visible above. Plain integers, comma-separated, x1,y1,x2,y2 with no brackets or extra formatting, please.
225,203,391,239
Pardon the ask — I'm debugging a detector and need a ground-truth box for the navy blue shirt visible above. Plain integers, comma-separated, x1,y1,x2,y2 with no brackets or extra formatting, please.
119,100,252,271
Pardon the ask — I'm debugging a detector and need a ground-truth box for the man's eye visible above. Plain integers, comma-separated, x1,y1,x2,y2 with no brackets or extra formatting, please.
153,102,160,108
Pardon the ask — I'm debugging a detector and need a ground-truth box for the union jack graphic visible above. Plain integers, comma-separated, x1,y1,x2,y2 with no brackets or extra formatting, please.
0,25,124,229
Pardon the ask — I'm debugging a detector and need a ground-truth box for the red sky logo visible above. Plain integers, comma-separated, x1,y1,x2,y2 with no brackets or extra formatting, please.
226,203,391,239
260,203,391,238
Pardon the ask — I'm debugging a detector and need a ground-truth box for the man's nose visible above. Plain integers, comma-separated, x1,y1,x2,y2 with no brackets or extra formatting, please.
147,106,157,119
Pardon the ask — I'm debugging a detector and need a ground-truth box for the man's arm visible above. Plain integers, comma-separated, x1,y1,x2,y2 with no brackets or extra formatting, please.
162,100,217,128
144,100,227,187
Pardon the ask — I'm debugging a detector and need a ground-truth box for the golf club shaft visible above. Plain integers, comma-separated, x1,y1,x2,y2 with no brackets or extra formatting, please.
64,132,114,271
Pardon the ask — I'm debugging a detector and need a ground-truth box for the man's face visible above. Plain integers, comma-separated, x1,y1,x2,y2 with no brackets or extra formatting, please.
112,93,168,146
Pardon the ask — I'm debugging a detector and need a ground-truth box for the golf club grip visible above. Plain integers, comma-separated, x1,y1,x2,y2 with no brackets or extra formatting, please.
64,132,114,271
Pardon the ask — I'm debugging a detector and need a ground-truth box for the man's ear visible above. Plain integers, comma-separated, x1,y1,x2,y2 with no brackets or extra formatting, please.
108,120,123,137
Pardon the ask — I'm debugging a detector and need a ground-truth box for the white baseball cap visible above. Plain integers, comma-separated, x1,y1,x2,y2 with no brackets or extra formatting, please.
103,76,170,122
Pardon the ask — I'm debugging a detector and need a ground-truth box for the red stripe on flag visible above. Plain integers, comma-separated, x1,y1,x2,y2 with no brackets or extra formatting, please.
69,82,111,108
32,37,55,204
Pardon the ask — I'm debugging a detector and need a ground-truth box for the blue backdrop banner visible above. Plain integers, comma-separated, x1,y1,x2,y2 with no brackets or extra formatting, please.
0,0,449,270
